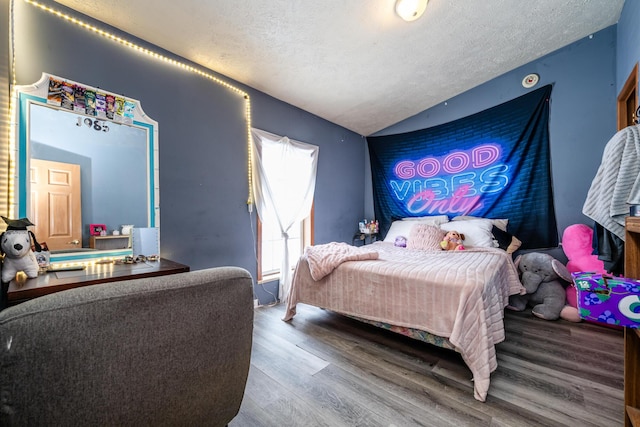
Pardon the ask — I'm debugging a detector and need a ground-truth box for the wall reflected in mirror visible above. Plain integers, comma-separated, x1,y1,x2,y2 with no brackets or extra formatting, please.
30,103,148,251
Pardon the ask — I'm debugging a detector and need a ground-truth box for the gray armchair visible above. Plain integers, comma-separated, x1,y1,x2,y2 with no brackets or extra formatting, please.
0,266,254,426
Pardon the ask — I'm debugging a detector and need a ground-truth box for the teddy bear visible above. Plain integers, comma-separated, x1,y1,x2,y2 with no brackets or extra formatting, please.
440,230,465,251
507,252,574,320
0,216,41,284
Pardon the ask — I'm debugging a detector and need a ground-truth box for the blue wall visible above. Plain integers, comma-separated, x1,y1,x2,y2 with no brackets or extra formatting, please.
9,0,365,301
617,0,640,92
369,25,619,252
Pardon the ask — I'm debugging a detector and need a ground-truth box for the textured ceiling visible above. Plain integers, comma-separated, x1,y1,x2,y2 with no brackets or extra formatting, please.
54,0,624,136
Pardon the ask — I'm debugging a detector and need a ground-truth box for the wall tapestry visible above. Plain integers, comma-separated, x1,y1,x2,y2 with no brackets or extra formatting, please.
367,84,556,249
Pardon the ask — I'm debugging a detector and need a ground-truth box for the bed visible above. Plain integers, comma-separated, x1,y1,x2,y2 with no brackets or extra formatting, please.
283,217,525,402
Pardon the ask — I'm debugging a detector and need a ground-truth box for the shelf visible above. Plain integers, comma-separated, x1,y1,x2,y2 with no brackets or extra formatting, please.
627,217,640,234
90,235,130,250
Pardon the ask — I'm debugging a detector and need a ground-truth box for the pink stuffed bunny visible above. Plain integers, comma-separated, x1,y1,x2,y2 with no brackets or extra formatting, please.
560,224,607,323
563,224,605,274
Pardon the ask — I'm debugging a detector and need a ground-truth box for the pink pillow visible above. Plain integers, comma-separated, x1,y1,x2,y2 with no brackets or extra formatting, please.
407,224,445,250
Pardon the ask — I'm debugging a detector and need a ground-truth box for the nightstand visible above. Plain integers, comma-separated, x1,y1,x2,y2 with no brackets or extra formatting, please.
352,232,378,246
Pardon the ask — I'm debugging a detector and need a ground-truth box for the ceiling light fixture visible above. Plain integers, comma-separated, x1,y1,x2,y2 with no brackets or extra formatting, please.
395,0,429,22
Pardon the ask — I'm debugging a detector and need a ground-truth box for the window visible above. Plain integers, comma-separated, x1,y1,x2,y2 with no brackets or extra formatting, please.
257,208,312,282
251,128,318,286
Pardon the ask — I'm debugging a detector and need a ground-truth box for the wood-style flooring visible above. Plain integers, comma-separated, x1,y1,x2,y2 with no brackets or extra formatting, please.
230,303,624,427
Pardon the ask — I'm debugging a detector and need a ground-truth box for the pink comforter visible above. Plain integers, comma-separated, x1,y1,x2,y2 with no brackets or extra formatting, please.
284,241,525,402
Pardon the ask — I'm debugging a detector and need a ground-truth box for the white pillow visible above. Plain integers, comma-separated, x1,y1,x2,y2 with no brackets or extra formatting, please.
451,215,508,232
401,215,449,225
440,219,495,248
384,221,418,243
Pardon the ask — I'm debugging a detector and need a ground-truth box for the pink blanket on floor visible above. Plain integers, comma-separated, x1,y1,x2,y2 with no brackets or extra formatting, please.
304,242,379,281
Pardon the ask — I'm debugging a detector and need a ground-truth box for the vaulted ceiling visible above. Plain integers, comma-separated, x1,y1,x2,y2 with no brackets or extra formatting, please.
54,0,625,135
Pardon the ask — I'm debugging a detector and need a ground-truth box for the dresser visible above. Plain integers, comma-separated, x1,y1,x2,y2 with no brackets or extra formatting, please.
6,258,190,306
624,217,640,427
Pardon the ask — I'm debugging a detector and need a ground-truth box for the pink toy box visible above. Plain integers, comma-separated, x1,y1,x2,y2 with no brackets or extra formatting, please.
571,272,640,328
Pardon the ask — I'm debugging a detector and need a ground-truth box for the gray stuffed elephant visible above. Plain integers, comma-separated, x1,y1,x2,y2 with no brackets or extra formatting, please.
507,252,572,320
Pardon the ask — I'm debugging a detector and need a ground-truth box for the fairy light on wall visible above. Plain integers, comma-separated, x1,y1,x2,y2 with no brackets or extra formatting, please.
7,0,19,221
7,89,17,220
16,0,255,208
245,95,253,208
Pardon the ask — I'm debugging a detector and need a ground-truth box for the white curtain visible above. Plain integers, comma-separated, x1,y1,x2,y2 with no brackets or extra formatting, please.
251,128,319,301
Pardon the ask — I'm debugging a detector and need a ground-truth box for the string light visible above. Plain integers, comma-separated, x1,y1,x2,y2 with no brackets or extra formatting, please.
50,256,121,269
8,88,17,219
245,95,254,207
19,0,254,207
8,0,18,219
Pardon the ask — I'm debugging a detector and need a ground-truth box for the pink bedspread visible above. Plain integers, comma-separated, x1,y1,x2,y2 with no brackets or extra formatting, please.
284,242,525,402
305,242,379,280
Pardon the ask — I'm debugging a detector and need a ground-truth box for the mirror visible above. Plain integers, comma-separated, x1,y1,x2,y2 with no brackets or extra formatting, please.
12,73,159,264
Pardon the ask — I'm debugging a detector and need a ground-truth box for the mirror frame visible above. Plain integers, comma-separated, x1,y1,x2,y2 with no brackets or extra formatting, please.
11,73,159,265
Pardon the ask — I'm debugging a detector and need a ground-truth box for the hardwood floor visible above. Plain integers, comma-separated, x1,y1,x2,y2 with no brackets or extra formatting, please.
230,303,624,427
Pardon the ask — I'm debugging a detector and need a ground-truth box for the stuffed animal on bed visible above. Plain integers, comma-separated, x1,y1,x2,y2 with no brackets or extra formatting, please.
0,216,41,284
440,230,465,251
394,236,407,247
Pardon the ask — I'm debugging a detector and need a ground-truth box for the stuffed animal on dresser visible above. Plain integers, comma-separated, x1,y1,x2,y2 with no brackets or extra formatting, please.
440,230,465,251
1,217,41,284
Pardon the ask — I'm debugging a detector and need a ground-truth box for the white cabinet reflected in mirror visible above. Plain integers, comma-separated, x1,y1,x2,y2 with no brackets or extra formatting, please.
12,73,159,264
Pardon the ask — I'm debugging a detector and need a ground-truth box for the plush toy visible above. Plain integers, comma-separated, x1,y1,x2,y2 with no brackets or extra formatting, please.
0,216,41,284
394,236,407,247
560,224,608,323
563,224,605,274
440,230,465,251
507,252,573,320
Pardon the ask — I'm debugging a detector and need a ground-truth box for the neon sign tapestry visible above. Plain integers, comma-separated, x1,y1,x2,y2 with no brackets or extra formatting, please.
367,84,556,249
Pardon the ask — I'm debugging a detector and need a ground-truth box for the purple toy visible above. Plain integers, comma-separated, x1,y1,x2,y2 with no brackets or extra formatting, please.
394,236,407,247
